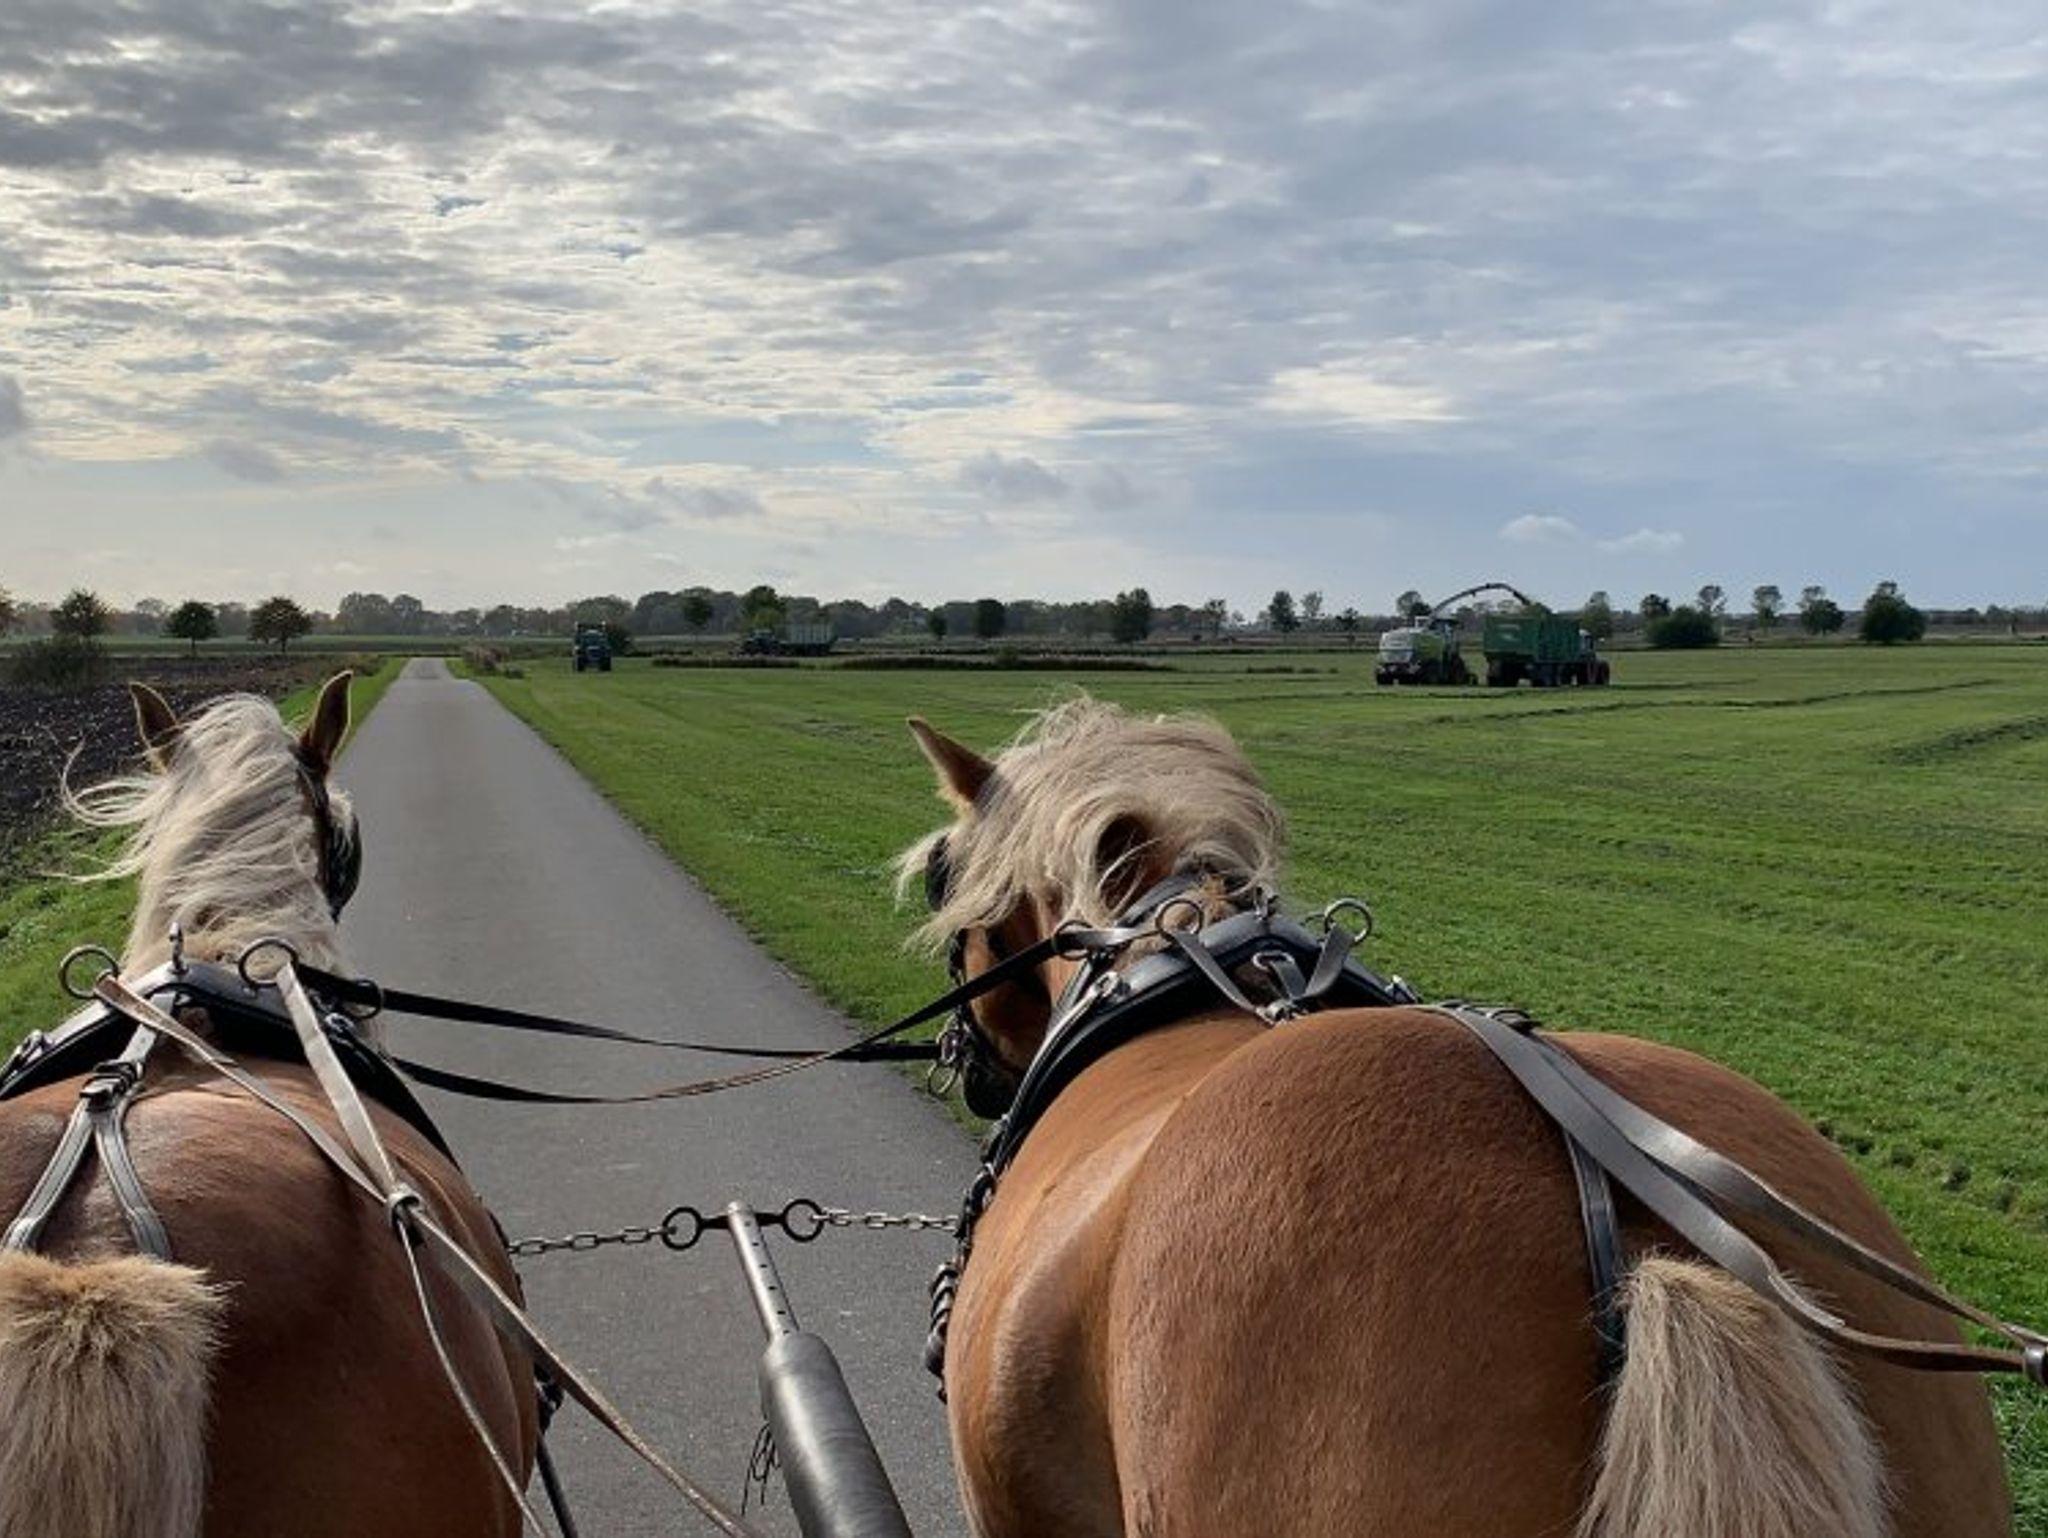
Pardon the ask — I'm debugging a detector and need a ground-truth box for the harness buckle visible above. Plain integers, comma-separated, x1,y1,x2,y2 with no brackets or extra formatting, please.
0,1030,50,1089
79,1059,143,1110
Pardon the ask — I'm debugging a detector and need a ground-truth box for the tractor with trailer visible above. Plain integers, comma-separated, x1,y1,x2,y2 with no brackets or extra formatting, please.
1375,583,1609,688
1482,609,1610,687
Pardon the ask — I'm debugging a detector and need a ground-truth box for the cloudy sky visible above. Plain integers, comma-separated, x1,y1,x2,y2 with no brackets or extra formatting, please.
1,0,2044,613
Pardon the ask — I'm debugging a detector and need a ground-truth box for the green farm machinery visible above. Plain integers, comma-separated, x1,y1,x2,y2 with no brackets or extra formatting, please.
1375,582,1610,688
1481,610,1610,688
571,622,613,672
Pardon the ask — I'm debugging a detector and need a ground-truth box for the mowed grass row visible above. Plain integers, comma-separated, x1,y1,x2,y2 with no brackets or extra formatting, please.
471,644,2048,1520
0,661,401,1031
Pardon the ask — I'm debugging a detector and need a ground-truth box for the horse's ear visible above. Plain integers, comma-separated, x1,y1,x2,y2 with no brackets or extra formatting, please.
129,683,181,770
908,717,993,809
298,670,354,777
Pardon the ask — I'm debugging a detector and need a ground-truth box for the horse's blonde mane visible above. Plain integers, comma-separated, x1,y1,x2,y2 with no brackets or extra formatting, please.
895,696,1285,952
64,693,352,976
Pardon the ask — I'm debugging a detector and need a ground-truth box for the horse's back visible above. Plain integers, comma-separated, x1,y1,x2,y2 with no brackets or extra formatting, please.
1101,1007,2008,1537
0,1062,531,1538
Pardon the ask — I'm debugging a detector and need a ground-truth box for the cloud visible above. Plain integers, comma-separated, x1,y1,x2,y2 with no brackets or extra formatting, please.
0,374,25,439
204,438,288,482
1083,465,1140,511
959,451,1068,504
1500,513,1580,544
1266,366,1458,428
1600,528,1685,554
646,477,766,520
1,0,2046,607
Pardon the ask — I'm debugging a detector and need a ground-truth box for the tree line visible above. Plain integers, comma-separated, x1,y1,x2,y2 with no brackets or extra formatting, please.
0,576,2037,659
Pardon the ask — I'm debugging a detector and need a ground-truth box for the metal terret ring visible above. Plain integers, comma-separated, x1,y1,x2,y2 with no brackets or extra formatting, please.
59,945,121,1001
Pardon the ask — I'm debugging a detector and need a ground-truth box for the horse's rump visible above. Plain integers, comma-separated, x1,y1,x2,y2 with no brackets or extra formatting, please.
1070,1008,2009,1536
0,1060,535,1538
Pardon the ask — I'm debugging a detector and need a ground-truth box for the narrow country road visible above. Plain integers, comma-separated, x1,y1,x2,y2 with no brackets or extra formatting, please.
338,658,971,1538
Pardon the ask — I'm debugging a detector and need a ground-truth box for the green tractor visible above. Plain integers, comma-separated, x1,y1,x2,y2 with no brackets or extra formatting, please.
1375,582,1610,688
571,622,613,673
1374,615,1472,685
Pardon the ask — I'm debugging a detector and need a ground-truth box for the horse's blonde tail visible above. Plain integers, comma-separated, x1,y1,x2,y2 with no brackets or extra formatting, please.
0,1251,226,1538
1578,1255,1889,1538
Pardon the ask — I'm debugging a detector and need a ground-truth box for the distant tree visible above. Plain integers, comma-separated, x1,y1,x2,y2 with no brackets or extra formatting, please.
1696,584,1726,617
165,600,218,655
1395,589,1428,619
682,591,715,633
53,588,110,640
133,597,168,633
1800,585,1846,636
1639,593,1672,621
973,598,1008,641
1300,590,1324,629
1200,597,1229,637
1859,582,1927,645
390,593,426,634
1752,584,1783,631
248,595,312,653
0,587,17,635
1336,607,1362,643
1647,605,1721,649
926,608,948,641
1580,591,1616,642
740,584,784,633
1267,590,1299,633
1109,588,1155,645
336,592,397,635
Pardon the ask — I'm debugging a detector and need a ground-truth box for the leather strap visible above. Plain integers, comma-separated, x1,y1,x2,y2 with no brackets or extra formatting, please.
2,1094,96,1253
3,1025,170,1259
1562,1134,1625,1385
1438,1006,2046,1382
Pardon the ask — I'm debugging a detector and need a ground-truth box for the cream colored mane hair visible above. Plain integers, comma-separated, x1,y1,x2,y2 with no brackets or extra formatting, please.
897,696,1286,951
65,693,353,978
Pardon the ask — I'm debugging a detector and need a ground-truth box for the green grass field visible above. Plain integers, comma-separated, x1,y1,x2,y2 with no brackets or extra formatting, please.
0,662,400,1031
461,643,2048,1522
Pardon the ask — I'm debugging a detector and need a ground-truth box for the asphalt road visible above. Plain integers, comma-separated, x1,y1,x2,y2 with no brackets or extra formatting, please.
338,659,970,1538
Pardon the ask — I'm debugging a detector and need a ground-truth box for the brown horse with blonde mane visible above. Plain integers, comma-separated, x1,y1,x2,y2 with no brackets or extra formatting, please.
0,675,534,1538
900,698,2013,1538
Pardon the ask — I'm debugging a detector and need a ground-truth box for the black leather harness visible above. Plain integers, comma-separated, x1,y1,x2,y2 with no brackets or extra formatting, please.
0,958,451,1263
918,866,2047,1395
917,871,1636,1387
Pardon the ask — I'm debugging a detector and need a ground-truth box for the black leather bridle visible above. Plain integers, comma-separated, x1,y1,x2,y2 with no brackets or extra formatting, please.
298,751,361,920
923,836,1032,1118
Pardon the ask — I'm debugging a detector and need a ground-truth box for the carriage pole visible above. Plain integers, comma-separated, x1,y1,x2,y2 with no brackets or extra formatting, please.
724,1203,915,1538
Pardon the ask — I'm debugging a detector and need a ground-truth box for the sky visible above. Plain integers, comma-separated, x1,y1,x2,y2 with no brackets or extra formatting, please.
1,0,2045,614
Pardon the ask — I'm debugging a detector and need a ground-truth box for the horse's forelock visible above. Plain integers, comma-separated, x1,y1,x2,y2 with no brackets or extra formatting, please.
896,697,1285,953
65,692,350,974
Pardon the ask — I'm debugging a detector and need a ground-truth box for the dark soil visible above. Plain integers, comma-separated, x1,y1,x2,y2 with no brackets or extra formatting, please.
0,656,337,858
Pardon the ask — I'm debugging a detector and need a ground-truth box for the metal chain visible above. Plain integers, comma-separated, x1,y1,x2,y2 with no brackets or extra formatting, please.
506,1200,956,1259
506,1224,664,1258
818,1206,960,1235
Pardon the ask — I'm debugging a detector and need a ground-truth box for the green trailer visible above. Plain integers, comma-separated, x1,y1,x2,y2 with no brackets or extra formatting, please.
1482,613,1608,688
